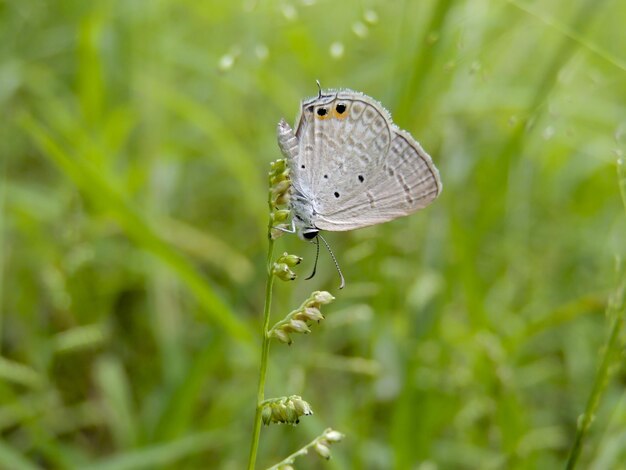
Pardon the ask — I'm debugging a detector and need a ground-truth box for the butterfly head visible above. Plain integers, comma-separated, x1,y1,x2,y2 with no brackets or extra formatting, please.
293,211,319,241
300,228,319,241
290,190,320,241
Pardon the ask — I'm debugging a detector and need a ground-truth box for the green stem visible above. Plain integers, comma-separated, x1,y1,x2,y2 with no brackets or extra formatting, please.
565,300,624,470
265,429,330,470
564,307,624,469
565,160,626,469
247,236,275,470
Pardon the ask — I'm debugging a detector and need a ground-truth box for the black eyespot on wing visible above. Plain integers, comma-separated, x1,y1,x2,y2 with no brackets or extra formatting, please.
334,191,340,198
301,164,305,169
317,108,327,116
358,175,364,183
336,103,346,114
323,174,328,179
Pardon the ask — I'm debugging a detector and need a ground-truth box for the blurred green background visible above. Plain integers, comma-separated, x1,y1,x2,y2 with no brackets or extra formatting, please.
2,0,626,468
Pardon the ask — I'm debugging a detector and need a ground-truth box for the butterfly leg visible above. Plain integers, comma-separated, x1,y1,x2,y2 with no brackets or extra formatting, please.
274,219,296,234
277,119,299,161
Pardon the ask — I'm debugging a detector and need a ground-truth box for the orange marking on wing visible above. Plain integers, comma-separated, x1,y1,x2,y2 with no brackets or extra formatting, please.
315,108,331,120
332,109,349,119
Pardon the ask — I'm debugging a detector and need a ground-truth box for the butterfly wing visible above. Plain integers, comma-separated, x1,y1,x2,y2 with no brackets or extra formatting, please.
293,91,441,232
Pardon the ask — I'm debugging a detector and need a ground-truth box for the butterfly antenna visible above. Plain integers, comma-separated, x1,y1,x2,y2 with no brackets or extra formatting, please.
305,235,320,280
319,234,345,289
316,79,322,98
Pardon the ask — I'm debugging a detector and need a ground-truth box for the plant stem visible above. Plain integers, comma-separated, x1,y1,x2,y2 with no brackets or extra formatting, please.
247,236,275,470
565,159,626,469
265,429,330,470
564,302,624,469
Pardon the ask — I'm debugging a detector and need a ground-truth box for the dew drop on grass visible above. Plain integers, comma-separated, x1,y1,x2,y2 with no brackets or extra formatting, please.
281,3,297,21
255,44,269,61
352,21,368,38
330,41,344,59
543,126,555,140
363,9,378,25
218,54,235,71
218,46,240,72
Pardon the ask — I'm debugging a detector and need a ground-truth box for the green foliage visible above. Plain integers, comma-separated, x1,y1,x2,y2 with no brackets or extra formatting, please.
1,0,625,468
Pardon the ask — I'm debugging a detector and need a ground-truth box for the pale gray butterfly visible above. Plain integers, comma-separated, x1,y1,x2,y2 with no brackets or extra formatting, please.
277,87,442,285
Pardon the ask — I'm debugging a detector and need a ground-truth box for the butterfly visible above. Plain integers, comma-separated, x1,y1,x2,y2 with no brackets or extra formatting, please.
277,87,442,286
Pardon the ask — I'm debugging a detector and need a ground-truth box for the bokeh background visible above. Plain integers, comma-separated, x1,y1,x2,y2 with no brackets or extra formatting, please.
2,0,626,468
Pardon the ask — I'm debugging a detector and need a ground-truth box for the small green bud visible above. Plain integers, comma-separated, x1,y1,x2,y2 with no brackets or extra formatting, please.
284,401,299,424
271,209,291,223
314,442,331,460
273,263,296,281
273,402,289,423
271,179,290,197
273,190,291,207
261,396,313,426
262,405,272,425
270,159,287,174
270,170,290,186
277,252,303,267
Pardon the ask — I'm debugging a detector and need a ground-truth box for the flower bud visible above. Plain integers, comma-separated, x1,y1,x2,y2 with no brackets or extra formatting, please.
284,401,299,424
273,263,296,281
285,319,310,334
271,179,290,198
324,429,344,443
273,402,289,423
297,307,323,322
308,291,335,306
270,226,287,240
270,169,290,186
261,396,313,426
262,405,272,425
271,185,291,208
271,209,291,223
270,159,287,174
273,190,291,207
314,442,331,460
292,397,313,416
271,328,292,345
277,252,302,267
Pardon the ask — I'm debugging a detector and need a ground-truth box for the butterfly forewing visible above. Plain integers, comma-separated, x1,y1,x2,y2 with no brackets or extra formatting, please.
295,94,393,203
282,88,441,233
